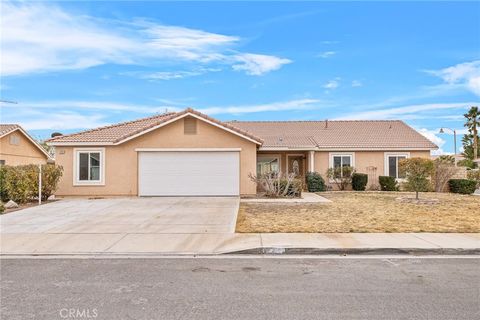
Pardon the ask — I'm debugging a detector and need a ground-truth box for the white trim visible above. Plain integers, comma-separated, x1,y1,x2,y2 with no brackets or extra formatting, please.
48,142,114,146
257,153,282,175
286,154,305,175
73,148,106,186
134,148,241,152
259,147,317,151
2,127,53,160
308,150,315,172
384,152,410,179
328,152,355,169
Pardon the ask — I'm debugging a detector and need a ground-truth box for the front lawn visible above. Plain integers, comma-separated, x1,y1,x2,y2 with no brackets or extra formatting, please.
236,192,480,233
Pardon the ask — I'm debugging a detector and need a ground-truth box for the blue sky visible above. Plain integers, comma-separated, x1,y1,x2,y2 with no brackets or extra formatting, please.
1,1,479,154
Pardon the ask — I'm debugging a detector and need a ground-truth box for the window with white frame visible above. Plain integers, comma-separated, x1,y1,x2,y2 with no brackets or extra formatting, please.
75,149,104,184
385,153,409,179
330,153,354,177
257,155,280,175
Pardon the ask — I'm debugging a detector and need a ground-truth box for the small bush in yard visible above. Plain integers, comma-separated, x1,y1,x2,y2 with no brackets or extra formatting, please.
448,179,477,194
379,176,398,191
399,158,435,200
352,173,368,191
306,172,326,192
249,172,302,198
278,178,303,197
457,159,478,169
467,170,480,188
326,166,354,191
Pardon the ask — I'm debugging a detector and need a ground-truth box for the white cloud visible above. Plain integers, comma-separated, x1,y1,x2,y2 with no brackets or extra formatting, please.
124,67,221,80
317,51,336,58
1,98,320,130
335,102,477,120
351,80,363,87
323,79,339,90
232,53,292,76
417,128,446,154
0,2,290,76
426,60,480,96
199,99,319,115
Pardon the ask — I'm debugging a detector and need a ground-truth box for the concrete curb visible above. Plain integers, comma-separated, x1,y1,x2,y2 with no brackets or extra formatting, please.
226,247,480,255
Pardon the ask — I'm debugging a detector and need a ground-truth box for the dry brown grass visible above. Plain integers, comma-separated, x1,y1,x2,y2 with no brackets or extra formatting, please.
236,192,480,233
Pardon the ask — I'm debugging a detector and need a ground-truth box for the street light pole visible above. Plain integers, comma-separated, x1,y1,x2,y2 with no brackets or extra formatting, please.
439,127,457,166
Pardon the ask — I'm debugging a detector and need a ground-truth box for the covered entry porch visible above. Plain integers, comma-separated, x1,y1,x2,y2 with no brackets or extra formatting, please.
256,151,315,181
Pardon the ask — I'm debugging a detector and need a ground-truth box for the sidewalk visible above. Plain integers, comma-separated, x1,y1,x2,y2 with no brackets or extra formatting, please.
1,232,479,255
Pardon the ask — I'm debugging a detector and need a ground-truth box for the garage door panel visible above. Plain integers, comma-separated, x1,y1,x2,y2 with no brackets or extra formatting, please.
139,151,239,196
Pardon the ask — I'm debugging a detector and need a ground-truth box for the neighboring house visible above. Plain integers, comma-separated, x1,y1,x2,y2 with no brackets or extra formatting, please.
47,108,437,197
0,124,53,165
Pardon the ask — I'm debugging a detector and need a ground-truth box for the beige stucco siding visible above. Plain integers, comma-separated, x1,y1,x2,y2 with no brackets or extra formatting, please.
0,132,48,165
54,118,258,196
314,150,431,188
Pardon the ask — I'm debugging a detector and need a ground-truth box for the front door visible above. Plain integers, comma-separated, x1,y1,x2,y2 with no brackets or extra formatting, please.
288,155,304,177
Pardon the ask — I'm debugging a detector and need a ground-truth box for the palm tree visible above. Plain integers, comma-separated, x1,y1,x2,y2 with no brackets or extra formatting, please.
464,106,480,160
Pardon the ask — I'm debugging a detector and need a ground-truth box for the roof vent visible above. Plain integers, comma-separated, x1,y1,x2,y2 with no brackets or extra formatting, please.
279,137,284,142
325,119,328,129
51,132,63,138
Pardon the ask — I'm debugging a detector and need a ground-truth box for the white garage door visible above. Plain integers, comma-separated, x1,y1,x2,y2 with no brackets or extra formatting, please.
138,151,240,196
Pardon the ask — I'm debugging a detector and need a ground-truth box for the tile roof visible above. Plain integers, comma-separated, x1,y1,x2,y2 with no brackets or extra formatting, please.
226,120,438,150
47,108,263,145
0,124,21,137
46,108,437,150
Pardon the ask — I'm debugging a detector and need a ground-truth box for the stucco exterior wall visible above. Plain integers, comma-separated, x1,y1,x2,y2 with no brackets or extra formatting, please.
54,118,258,196
314,150,431,189
0,131,48,165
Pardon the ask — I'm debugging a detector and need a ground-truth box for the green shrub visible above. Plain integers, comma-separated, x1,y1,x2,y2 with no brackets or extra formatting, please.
467,170,480,188
306,172,326,192
457,159,478,169
0,166,8,202
448,179,477,194
352,173,368,191
326,166,355,191
0,164,63,203
379,176,398,191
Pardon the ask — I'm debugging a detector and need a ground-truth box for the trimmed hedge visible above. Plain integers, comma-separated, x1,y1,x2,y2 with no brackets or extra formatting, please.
379,176,398,191
306,172,326,192
0,164,63,203
448,179,477,195
352,173,368,191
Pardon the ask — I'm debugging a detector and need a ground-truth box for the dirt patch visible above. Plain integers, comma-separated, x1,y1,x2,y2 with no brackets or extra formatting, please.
235,192,480,233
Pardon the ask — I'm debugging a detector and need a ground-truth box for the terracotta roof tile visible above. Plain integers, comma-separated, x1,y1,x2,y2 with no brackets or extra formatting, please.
47,109,263,145
227,120,438,149
0,124,21,137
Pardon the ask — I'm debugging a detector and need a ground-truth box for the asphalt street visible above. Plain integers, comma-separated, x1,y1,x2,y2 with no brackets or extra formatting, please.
1,257,479,320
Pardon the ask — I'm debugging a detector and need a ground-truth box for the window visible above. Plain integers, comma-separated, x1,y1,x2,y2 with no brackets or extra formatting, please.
257,155,280,175
9,134,20,145
184,117,197,135
74,149,104,185
329,153,354,177
385,153,409,179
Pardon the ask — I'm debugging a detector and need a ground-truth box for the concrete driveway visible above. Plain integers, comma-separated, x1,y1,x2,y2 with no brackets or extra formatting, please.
0,197,239,235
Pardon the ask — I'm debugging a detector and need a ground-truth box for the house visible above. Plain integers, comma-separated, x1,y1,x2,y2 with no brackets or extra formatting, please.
0,124,53,165
47,108,437,196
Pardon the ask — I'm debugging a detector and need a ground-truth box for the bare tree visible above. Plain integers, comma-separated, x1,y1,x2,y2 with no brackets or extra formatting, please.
249,171,300,197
